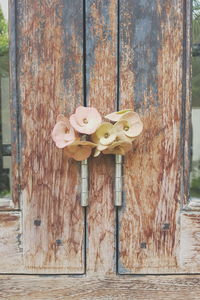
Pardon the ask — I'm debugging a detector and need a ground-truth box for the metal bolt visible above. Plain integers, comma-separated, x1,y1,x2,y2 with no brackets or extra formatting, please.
34,219,41,226
56,239,63,246
162,223,170,230
140,242,147,249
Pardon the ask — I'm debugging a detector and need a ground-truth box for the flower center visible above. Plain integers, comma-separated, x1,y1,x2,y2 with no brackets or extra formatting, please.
115,146,120,151
65,129,69,134
104,132,110,138
124,125,129,131
83,118,88,124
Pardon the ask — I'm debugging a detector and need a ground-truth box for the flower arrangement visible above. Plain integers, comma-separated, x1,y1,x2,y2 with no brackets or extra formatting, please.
52,106,143,161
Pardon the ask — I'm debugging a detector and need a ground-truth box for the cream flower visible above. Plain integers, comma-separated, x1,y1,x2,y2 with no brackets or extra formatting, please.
70,106,102,135
105,109,133,122
102,140,132,155
91,122,116,152
114,111,143,138
52,114,76,148
65,140,96,161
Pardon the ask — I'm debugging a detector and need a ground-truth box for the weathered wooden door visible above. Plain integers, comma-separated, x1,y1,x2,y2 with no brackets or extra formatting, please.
1,0,200,299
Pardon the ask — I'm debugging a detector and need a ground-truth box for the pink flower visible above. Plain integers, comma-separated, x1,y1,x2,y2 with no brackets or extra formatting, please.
52,114,76,148
70,106,102,135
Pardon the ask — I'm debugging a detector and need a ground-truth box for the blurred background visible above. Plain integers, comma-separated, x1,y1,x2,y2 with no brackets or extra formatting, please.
191,0,200,199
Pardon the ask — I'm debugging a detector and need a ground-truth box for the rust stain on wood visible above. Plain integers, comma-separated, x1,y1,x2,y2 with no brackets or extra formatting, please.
16,0,85,273
86,0,117,274
118,0,184,273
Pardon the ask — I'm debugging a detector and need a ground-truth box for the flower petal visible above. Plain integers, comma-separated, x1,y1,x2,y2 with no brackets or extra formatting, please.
56,114,70,126
70,114,86,133
70,106,102,134
65,146,92,161
88,107,102,123
94,149,101,157
105,109,133,122
102,141,132,155
99,133,116,146
84,118,102,134
70,107,102,135
120,111,143,137
52,121,75,148
94,122,114,139
97,143,108,151
75,106,89,126
64,140,96,161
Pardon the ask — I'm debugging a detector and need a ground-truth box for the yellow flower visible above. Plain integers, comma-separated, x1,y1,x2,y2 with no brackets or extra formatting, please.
114,111,143,139
91,122,116,151
102,140,132,155
65,140,96,161
105,109,133,122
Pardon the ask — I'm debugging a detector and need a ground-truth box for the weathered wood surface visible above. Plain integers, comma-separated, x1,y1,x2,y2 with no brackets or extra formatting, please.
180,212,200,271
1,0,197,282
16,0,85,273
86,0,117,274
0,212,23,272
1,275,200,300
118,0,184,273
0,0,20,210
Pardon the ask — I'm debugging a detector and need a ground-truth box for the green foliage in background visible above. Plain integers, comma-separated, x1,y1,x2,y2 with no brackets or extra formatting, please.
191,176,200,198
0,6,9,77
192,0,200,107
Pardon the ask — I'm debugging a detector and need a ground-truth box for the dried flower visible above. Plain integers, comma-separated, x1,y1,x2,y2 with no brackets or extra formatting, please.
102,140,132,155
65,140,96,161
91,122,117,153
114,111,143,138
52,114,76,148
70,106,102,135
52,108,143,160
105,109,133,122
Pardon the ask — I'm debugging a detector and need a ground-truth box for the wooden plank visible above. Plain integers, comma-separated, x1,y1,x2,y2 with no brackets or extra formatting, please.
1,275,200,299
16,0,85,273
180,212,200,271
0,0,20,210
0,212,23,273
86,0,117,274
118,0,184,273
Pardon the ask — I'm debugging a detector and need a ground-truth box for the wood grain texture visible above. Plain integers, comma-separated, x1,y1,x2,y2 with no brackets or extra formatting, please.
86,0,117,274
1,275,200,300
0,0,20,210
118,0,184,273
16,0,85,273
0,212,23,272
180,212,200,271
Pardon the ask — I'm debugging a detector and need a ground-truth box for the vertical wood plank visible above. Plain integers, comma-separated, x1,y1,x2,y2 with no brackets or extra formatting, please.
86,0,117,274
118,0,184,273
180,212,200,272
0,0,20,210
0,212,23,272
16,0,85,273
